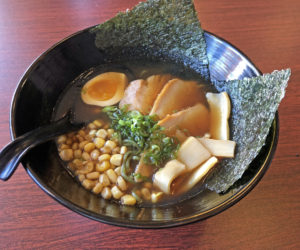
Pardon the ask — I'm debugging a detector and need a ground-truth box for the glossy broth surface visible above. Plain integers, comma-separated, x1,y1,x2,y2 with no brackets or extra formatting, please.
53,60,216,206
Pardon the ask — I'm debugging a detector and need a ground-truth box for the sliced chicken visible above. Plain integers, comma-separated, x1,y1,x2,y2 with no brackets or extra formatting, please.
119,74,172,114
149,79,206,119
158,103,210,138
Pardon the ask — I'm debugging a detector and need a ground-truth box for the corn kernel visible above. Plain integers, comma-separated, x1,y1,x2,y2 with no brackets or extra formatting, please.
121,194,136,206
79,140,88,149
93,119,103,128
78,130,86,137
105,140,117,150
77,174,85,182
57,135,67,144
106,169,117,183
101,187,112,199
65,138,73,145
72,142,79,150
86,171,100,180
74,149,82,159
94,137,105,148
101,146,111,154
120,146,127,155
107,128,115,138
88,122,97,130
90,149,100,160
72,158,83,168
111,186,123,199
112,147,120,154
76,135,84,142
84,142,96,153
89,129,97,136
116,176,127,191
82,179,96,190
76,162,94,174
92,183,103,194
110,154,123,166
96,161,110,172
99,173,110,187
59,144,69,150
96,129,108,139
114,166,121,176
82,152,91,161
59,149,73,161
98,154,111,162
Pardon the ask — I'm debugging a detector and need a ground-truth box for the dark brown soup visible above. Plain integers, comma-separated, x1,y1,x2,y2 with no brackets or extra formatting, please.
53,60,222,207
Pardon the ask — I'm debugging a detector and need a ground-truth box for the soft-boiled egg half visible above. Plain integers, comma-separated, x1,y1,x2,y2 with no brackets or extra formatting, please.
81,72,128,107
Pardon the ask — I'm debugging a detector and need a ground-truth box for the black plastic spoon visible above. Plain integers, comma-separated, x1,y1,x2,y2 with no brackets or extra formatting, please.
0,111,84,181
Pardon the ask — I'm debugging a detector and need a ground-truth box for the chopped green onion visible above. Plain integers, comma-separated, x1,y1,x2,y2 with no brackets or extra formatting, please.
103,106,179,168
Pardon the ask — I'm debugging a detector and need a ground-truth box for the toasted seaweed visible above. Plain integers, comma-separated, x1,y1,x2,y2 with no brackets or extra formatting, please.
91,0,210,80
91,0,291,193
206,69,291,192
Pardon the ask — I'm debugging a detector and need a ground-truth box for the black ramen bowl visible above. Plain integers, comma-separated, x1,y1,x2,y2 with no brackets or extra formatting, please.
10,28,278,228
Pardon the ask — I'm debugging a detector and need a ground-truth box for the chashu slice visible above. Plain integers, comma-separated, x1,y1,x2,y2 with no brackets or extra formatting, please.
119,74,172,114
158,103,210,139
149,79,206,119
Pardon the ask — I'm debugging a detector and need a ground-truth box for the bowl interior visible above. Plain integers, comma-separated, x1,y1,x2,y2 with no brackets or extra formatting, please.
10,29,277,228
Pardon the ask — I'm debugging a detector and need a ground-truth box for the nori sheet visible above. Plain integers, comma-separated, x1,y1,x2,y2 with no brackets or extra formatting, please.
91,0,291,193
206,69,291,192
91,0,210,80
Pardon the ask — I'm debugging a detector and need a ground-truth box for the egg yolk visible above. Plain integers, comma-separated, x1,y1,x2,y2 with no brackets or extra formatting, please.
87,78,118,101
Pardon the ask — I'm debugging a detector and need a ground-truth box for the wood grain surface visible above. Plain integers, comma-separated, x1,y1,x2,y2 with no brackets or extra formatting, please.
0,0,299,249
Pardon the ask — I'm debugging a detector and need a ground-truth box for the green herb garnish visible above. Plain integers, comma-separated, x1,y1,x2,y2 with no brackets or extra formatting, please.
103,106,179,167
133,173,151,182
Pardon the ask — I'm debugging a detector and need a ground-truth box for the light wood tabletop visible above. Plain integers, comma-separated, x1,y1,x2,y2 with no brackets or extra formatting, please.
0,0,299,249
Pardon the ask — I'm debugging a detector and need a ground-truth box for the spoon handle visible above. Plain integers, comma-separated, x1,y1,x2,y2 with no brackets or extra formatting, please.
0,113,82,181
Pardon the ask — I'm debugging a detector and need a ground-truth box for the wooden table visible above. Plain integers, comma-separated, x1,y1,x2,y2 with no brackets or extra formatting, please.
0,0,299,249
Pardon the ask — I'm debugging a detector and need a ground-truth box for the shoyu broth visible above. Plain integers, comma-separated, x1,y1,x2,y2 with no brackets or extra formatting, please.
54,61,217,206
